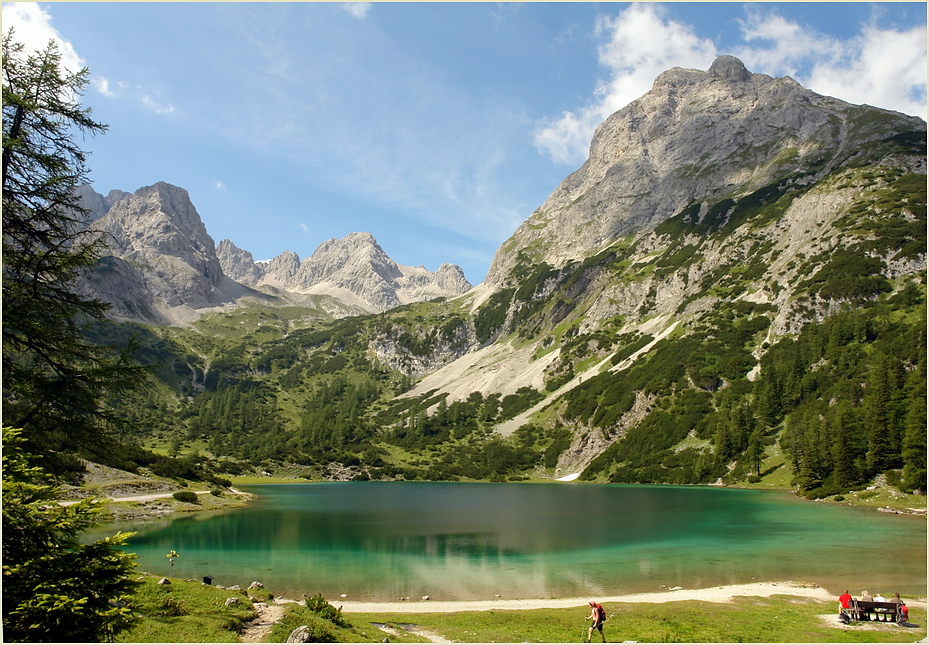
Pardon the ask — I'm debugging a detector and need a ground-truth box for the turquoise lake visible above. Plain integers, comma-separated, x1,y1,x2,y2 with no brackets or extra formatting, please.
87,482,926,602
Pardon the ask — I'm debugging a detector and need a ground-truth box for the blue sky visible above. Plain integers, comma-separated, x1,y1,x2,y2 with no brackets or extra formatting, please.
4,2,926,284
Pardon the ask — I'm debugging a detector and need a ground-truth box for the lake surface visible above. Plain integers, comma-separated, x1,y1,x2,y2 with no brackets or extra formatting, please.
87,482,926,602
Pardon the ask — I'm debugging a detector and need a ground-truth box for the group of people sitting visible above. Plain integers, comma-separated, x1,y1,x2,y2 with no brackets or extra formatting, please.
838,589,909,624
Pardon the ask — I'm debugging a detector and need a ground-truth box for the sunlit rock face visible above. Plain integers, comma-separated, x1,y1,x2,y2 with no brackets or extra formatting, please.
80,181,472,319
485,55,926,287
220,232,472,313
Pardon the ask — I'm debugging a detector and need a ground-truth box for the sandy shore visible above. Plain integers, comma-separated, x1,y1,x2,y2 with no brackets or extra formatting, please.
334,581,854,614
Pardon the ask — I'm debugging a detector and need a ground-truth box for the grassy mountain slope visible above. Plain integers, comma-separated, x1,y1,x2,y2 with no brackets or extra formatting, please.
94,123,926,505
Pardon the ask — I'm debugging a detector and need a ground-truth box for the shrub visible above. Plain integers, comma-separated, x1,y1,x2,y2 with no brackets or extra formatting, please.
474,288,514,342
160,594,186,617
304,594,347,628
172,491,199,504
268,610,344,643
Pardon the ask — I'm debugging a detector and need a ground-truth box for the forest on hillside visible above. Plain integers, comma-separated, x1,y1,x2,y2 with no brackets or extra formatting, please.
89,158,928,498
96,259,926,498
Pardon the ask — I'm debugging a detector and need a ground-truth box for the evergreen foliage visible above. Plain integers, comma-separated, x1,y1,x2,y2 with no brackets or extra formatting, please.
474,287,515,342
901,356,927,491
772,296,926,496
567,276,925,495
2,31,147,474
2,428,138,642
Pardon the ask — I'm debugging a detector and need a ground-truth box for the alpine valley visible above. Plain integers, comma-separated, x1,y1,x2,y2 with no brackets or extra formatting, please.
82,57,927,500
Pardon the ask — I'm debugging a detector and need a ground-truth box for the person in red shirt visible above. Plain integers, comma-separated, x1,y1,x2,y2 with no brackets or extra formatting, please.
838,590,853,620
839,590,852,610
893,593,909,623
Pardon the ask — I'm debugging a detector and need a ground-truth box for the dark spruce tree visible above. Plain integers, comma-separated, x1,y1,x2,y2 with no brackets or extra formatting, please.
2,31,142,642
2,429,138,642
902,354,927,493
2,30,146,475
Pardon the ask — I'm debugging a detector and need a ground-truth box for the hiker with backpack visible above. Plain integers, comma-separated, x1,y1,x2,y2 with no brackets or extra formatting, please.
585,601,607,643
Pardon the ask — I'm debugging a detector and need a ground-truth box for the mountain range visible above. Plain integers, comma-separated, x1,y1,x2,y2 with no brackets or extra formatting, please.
84,56,927,492
76,182,472,323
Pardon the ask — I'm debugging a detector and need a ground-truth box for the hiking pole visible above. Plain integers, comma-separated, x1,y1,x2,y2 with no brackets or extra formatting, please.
580,617,597,643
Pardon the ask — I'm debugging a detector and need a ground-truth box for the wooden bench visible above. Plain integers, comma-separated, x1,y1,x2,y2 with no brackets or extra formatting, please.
849,600,903,622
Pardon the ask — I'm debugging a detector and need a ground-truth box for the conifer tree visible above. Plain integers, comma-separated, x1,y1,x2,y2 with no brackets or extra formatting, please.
2,428,138,642
902,355,927,492
2,31,144,642
744,425,764,476
754,370,783,428
864,356,898,475
2,30,145,473
713,419,732,465
831,407,858,489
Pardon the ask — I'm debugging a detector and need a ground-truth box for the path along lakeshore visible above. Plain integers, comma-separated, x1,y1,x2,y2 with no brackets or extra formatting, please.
318,581,927,614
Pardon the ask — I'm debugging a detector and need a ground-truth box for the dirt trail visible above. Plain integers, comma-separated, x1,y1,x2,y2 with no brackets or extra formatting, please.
239,598,452,643
371,622,452,642
58,490,212,506
335,581,846,613
239,601,286,643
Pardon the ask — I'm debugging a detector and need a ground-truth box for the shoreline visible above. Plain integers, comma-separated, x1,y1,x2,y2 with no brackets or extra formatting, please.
322,581,926,614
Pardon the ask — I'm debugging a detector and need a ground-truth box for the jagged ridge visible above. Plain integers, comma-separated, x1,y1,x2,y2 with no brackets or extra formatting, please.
217,232,472,313
486,55,925,286
78,183,472,322
83,57,927,493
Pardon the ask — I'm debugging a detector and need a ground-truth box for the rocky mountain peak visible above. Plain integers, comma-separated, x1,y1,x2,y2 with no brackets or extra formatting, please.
707,54,752,81
485,56,926,286
216,238,263,284
264,249,301,280
81,183,255,321
225,232,473,312
304,232,401,284
78,178,472,321
100,183,219,276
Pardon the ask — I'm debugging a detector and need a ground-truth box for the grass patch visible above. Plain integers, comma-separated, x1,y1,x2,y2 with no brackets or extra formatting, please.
348,597,926,643
115,575,265,643
105,576,928,643
268,601,380,643
230,475,314,485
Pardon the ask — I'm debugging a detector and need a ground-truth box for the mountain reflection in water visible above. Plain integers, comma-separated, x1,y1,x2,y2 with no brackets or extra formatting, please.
83,482,926,602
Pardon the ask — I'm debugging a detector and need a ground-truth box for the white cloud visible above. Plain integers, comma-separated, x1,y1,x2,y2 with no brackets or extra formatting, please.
341,3,371,19
733,9,840,75
213,181,226,191
735,10,927,119
3,4,186,116
533,3,716,165
1,2,84,73
533,4,927,166
94,76,114,97
93,78,177,115
299,223,309,233
142,94,175,115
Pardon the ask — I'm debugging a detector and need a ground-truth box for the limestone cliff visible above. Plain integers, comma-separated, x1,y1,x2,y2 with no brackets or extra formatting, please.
81,182,471,322
392,57,925,476
86,182,257,323
486,55,925,286
218,232,472,313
